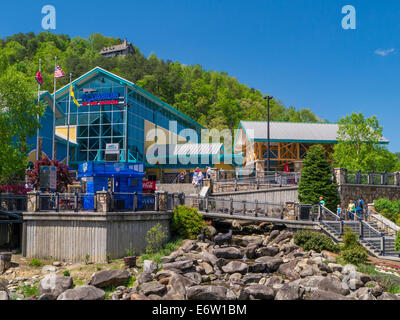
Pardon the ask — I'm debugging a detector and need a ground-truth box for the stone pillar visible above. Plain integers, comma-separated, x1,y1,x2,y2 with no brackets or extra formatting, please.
210,168,220,182
334,168,347,185
27,191,39,212
394,172,400,186
96,191,110,213
285,202,296,220
255,160,265,178
157,191,168,212
293,161,303,173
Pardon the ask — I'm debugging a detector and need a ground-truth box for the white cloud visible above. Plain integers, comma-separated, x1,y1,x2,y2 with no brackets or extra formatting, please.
374,48,395,56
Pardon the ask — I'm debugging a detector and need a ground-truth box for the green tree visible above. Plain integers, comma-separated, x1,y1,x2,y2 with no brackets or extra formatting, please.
0,67,45,184
333,113,396,172
298,145,339,211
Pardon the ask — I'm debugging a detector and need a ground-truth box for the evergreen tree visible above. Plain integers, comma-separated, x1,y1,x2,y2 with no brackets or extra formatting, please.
298,145,339,211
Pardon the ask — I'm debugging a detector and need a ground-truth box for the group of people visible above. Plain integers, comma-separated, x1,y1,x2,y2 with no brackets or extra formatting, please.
191,167,212,192
336,198,365,220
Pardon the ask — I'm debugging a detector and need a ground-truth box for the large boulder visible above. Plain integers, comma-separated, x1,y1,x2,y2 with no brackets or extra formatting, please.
269,230,280,241
277,259,301,280
275,283,304,300
89,269,130,288
212,247,242,259
0,252,11,274
222,261,249,274
0,279,8,293
240,236,263,247
162,260,194,271
243,244,258,259
256,246,279,258
308,289,349,300
377,292,400,300
187,285,227,300
318,276,350,296
38,275,73,298
143,260,158,274
199,252,218,266
199,262,214,275
254,257,283,272
57,285,105,300
272,231,293,244
160,250,182,264
141,282,167,296
244,284,275,300
168,273,196,297
242,273,264,284
138,272,154,284
0,291,9,300
183,272,202,285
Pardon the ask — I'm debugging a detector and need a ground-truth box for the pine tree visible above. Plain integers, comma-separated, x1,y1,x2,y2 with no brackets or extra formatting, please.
298,145,339,211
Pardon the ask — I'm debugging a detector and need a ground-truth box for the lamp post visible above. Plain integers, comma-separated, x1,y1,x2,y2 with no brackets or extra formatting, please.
263,95,273,172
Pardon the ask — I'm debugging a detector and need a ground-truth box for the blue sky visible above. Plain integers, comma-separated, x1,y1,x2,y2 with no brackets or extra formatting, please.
1,0,399,151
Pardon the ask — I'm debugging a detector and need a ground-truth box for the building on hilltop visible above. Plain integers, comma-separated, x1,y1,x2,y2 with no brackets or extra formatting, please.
99,39,135,58
233,120,390,172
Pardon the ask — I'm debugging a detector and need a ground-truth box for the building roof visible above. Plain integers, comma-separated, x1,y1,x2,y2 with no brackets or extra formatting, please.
99,39,134,55
54,67,205,130
238,121,389,144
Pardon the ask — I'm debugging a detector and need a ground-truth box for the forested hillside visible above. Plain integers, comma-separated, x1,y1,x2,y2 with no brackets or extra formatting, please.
0,32,321,129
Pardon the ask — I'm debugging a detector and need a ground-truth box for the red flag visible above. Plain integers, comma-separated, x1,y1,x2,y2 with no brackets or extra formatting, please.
35,71,43,86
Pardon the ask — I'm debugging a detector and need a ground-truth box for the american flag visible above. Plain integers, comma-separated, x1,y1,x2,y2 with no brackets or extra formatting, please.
54,65,65,78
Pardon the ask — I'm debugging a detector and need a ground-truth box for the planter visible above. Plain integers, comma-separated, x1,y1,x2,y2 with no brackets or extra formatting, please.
124,256,137,268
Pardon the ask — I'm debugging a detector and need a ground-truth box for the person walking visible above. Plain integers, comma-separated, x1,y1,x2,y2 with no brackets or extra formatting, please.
348,200,356,221
355,198,365,220
206,166,212,179
192,168,200,193
337,204,342,219
198,169,204,189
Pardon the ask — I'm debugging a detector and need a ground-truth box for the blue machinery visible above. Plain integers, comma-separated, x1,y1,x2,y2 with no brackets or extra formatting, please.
78,162,145,210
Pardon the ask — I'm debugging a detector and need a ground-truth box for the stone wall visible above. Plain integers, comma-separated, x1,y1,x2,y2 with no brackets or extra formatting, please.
338,184,400,208
156,183,197,195
22,211,172,263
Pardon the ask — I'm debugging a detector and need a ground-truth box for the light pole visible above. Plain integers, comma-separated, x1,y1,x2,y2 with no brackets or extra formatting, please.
263,95,273,172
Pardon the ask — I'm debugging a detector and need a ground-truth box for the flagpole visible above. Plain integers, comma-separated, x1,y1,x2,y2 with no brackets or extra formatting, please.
36,59,42,162
67,73,72,167
52,56,57,161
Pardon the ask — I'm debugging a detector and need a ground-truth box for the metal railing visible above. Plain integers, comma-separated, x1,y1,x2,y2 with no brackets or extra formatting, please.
0,193,27,212
344,170,399,186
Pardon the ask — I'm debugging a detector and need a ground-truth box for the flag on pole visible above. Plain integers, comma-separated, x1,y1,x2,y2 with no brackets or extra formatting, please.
35,71,43,86
70,85,80,107
54,65,65,78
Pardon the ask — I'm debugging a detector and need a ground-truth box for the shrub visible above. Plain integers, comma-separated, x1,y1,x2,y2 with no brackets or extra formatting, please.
341,246,368,265
342,227,359,250
395,232,400,252
294,230,339,253
63,270,70,277
145,223,168,254
29,258,43,268
171,205,207,240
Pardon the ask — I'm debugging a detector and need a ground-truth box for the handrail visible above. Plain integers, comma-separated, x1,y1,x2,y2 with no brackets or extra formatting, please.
368,210,399,236
321,205,341,221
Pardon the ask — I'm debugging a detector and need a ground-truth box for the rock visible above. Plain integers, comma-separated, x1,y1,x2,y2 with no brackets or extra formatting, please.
207,225,217,237
377,292,400,300
243,273,263,284
159,277,170,286
244,284,275,300
283,245,299,255
328,263,343,273
187,285,227,300
318,276,350,296
0,291,9,300
342,264,357,275
275,283,303,300
38,293,55,300
160,250,182,264
162,260,194,271
138,272,153,284
359,273,372,284
0,279,8,293
212,247,242,259
240,236,263,247
143,260,158,274
299,265,316,278
184,272,202,285
254,256,283,272
243,244,258,259
57,286,105,300
359,293,376,300
199,262,214,275
308,289,349,300
273,231,293,244
131,293,150,300
277,259,301,280
38,275,73,298
348,278,364,291
199,252,218,266
89,270,130,288
265,276,284,287
222,261,248,274
52,261,62,267
215,258,229,269
229,273,243,283
181,240,198,253
269,230,280,240
0,252,11,274
141,282,167,296
41,265,57,274
168,273,195,296
255,246,279,257
370,284,384,298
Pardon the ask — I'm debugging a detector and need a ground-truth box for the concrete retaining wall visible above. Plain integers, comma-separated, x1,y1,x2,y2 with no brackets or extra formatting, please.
22,211,172,263
211,186,299,204
157,183,197,195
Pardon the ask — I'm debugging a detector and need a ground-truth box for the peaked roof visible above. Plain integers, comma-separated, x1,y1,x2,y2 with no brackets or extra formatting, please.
238,121,389,144
53,67,204,130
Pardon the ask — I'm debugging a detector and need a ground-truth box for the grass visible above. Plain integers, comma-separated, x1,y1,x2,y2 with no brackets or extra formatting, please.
357,263,400,295
21,284,39,298
29,258,44,268
126,276,136,288
139,237,183,264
